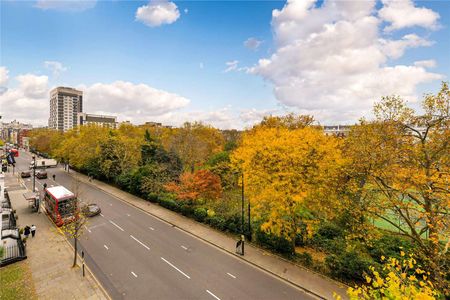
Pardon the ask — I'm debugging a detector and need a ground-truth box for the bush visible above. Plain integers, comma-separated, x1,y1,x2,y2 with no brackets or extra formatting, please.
158,196,179,211
311,223,346,253
255,228,294,255
147,193,159,203
368,234,413,263
206,215,226,231
325,251,373,282
179,204,194,217
193,207,208,222
316,223,344,239
297,252,313,267
224,214,241,234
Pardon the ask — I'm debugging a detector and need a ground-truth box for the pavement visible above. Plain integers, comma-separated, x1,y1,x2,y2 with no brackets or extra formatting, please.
67,170,349,300
5,173,107,300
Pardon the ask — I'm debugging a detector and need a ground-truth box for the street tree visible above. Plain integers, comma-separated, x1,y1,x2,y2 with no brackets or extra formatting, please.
59,178,87,268
343,82,450,292
232,126,345,250
164,122,224,172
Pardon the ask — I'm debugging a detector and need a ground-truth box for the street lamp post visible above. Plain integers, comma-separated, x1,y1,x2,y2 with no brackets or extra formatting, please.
240,172,245,255
32,155,36,192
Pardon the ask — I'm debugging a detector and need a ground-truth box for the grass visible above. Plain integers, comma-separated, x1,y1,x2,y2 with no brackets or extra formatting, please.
0,261,37,300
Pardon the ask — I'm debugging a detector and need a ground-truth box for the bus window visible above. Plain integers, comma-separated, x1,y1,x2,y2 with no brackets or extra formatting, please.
58,199,76,217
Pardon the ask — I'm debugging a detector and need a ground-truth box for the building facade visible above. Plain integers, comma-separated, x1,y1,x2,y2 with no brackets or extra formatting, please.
0,120,33,146
77,113,117,129
49,87,83,132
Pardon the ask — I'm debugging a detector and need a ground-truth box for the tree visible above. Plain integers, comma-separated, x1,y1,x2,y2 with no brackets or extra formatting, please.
166,169,223,204
255,113,315,130
346,253,441,300
53,125,110,171
28,128,63,156
343,82,450,292
59,179,87,268
164,122,225,171
231,126,345,250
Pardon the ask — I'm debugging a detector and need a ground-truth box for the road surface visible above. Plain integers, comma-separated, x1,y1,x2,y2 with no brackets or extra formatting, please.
14,151,316,300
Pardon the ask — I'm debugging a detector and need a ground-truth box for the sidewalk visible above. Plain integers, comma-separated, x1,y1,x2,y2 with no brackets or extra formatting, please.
5,174,107,300
69,170,349,300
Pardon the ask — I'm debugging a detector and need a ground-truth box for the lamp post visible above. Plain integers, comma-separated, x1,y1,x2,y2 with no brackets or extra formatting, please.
32,155,36,192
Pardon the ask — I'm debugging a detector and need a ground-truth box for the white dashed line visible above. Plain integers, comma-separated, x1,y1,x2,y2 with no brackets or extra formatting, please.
181,245,188,250
100,213,104,217
130,235,150,250
206,290,221,300
149,227,155,231
126,213,131,217
227,272,236,279
109,220,124,232
84,225,91,233
104,245,109,250
131,271,138,278
160,257,190,279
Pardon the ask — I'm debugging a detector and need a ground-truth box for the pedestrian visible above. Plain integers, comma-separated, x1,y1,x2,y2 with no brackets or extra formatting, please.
24,225,31,238
52,174,56,181
31,225,37,237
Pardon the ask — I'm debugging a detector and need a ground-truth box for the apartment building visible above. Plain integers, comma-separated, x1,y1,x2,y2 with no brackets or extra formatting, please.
48,87,83,131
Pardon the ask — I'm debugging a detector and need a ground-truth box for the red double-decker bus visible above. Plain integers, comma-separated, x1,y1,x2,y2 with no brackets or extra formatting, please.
10,149,19,157
44,186,77,226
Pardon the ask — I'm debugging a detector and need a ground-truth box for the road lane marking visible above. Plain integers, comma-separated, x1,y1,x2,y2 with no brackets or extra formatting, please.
131,271,138,278
109,203,112,206
130,235,150,250
100,213,104,217
181,245,188,250
104,245,109,250
149,227,155,231
109,220,124,232
126,213,131,217
206,290,221,300
227,273,236,279
160,257,190,279
84,225,92,233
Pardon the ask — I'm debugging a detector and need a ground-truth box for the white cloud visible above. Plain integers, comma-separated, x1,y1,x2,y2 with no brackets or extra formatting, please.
414,60,436,68
379,0,440,32
35,0,96,11
82,81,189,123
136,0,180,27
0,66,9,87
44,61,68,76
380,34,433,59
224,60,239,73
251,0,443,123
244,38,263,50
0,73,49,125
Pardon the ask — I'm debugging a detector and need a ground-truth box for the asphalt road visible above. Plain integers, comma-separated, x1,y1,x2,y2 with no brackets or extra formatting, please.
14,151,315,300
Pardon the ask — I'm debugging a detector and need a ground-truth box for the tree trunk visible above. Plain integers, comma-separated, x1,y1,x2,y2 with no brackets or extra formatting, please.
72,237,78,268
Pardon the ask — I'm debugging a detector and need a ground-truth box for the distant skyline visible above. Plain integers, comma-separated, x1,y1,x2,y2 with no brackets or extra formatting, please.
1,0,449,129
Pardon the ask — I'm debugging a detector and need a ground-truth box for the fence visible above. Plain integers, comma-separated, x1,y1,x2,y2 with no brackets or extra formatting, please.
0,242,27,267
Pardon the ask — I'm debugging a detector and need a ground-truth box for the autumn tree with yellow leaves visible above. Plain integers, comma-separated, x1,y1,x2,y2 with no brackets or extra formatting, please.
346,252,441,300
232,123,346,250
343,82,450,292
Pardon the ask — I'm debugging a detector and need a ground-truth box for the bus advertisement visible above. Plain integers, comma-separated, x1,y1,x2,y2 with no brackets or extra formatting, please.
44,186,77,227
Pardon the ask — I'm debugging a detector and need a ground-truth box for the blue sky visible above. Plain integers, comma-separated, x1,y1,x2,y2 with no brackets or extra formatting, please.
1,0,449,128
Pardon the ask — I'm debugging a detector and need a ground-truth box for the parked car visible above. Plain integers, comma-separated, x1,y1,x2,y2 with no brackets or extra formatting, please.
36,170,47,179
20,171,31,178
82,204,101,217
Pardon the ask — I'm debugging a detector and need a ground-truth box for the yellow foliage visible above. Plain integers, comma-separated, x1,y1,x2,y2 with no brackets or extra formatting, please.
231,126,346,242
347,254,440,300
